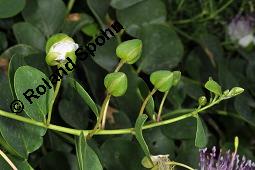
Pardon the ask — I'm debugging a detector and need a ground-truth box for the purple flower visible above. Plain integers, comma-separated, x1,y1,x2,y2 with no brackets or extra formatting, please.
227,14,255,47
199,146,255,170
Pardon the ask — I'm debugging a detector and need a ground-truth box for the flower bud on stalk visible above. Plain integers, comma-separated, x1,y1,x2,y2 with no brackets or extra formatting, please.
150,70,174,92
104,72,128,97
116,39,142,64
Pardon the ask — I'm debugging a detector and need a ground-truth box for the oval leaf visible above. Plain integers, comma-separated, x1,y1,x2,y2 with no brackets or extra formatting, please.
12,22,46,51
22,0,66,37
204,78,222,95
14,66,54,121
195,116,208,148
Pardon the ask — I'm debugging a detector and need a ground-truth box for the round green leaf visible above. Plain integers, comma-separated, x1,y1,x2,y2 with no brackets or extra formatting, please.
0,0,25,18
116,0,166,36
12,22,46,51
137,24,184,73
22,0,66,37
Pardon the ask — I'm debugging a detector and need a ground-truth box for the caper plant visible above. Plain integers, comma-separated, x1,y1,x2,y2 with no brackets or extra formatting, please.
0,32,245,170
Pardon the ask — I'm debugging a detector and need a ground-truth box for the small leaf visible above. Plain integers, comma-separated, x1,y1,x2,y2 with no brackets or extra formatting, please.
116,39,142,64
66,77,99,118
75,132,103,170
195,116,208,148
134,114,153,164
204,78,222,95
150,70,173,92
104,72,128,97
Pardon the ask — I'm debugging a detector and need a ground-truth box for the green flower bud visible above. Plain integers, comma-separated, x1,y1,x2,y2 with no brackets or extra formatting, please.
104,72,128,97
198,96,207,106
172,71,181,86
229,87,244,96
222,87,244,99
116,39,142,64
45,33,78,66
141,157,154,169
150,70,173,92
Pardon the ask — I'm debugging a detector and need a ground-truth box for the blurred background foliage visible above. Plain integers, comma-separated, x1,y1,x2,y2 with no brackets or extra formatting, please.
0,0,255,169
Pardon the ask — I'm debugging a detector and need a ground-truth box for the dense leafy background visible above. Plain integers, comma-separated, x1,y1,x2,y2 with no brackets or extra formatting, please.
0,0,255,169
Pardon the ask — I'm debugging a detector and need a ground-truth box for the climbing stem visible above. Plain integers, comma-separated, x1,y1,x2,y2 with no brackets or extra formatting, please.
46,79,62,125
139,88,157,117
157,90,169,122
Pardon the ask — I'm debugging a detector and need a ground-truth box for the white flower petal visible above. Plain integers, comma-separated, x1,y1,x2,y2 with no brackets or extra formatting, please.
238,34,254,47
50,40,78,61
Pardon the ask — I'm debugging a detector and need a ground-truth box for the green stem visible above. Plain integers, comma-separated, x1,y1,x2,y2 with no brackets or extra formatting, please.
114,60,125,72
0,149,17,170
157,91,169,122
139,88,157,117
67,0,75,14
211,0,234,17
0,97,222,137
101,94,111,129
46,79,62,125
161,108,195,119
173,12,205,24
91,94,111,132
166,161,195,170
0,109,81,135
